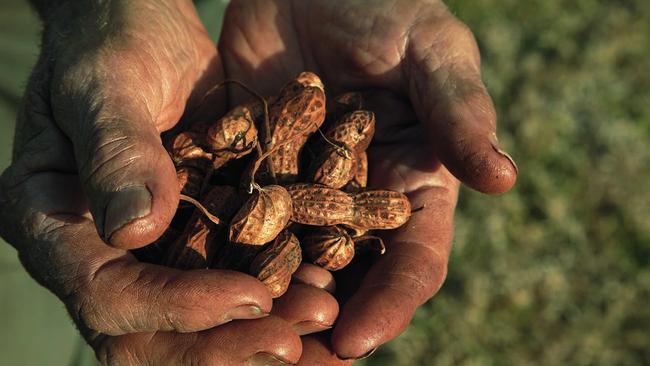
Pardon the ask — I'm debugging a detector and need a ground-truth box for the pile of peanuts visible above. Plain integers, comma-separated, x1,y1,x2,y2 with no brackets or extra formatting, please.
136,72,411,298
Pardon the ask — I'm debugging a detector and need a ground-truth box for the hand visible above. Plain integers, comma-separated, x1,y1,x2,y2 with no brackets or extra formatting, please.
218,0,517,361
0,0,338,364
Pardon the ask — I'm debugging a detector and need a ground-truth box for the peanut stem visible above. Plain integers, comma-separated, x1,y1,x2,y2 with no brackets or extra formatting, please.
316,127,351,159
246,121,320,192
179,194,223,225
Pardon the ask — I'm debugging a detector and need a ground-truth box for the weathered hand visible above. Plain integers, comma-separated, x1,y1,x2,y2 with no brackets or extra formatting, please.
0,0,338,364
219,0,517,361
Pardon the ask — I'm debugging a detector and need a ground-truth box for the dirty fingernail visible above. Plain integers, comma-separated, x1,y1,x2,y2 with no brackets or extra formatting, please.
340,347,378,361
248,352,294,366
292,321,332,336
226,305,268,321
489,133,518,174
103,186,151,242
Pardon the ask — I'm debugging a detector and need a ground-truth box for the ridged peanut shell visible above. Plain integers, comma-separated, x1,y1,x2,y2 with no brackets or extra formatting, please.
302,226,355,271
344,151,368,193
205,103,258,158
265,72,326,181
351,190,411,230
309,145,357,189
325,110,375,153
287,184,355,226
229,185,293,245
249,230,302,298
169,132,213,169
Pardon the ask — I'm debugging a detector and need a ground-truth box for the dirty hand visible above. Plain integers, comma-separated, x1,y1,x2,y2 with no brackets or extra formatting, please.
218,0,517,362
0,0,337,364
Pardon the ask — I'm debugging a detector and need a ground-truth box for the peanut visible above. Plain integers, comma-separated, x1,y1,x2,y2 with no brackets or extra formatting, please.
302,226,354,271
287,184,411,230
323,110,375,153
229,185,293,245
249,230,302,298
176,165,204,198
163,186,241,269
344,151,368,192
287,184,355,226
262,72,326,183
309,144,357,189
205,102,259,161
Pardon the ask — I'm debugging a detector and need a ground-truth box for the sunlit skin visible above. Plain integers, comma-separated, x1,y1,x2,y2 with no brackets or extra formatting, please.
0,0,516,364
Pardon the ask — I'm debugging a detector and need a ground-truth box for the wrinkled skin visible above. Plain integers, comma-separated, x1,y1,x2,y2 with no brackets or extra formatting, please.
0,0,516,364
220,0,516,362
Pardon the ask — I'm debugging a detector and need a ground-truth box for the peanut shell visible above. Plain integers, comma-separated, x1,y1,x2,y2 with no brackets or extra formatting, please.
287,184,355,226
229,185,293,245
309,144,357,189
249,230,302,298
163,186,241,269
350,190,411,230
302,226,355,271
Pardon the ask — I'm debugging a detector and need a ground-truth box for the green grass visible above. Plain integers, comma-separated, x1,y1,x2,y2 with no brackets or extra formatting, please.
1,0,648,365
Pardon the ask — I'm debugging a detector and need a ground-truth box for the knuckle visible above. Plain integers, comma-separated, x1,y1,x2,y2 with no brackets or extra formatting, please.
446,20,481,66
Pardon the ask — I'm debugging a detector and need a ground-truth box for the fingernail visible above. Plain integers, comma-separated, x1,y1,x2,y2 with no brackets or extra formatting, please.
248,352,294,366
103,186,151,241
226,305,268,321
489,133,518,174
340,347,378,361
292,321,332,336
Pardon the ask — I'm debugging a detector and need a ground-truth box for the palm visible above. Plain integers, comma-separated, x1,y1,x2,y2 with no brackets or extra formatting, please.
219,0,467,359
220,0,457,190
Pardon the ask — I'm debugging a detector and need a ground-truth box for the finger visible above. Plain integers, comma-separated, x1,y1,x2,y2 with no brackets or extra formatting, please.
332,187,456,359
406,17,517,194
292,263,337,293
1,173,272,336
298,333,353,366
0,72,275,336
272,284,339,336
55,219,273,336
49,54,190,249
96,316,302,366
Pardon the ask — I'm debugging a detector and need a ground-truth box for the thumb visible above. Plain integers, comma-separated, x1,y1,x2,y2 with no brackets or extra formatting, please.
407,18,517,194
52,78,180,249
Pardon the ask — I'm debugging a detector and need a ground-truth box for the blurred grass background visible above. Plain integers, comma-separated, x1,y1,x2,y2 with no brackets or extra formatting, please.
0,0,648,365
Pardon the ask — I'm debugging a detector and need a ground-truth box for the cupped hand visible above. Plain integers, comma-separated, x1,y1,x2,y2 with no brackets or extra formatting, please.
219,0,517,361
0,0,338,364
